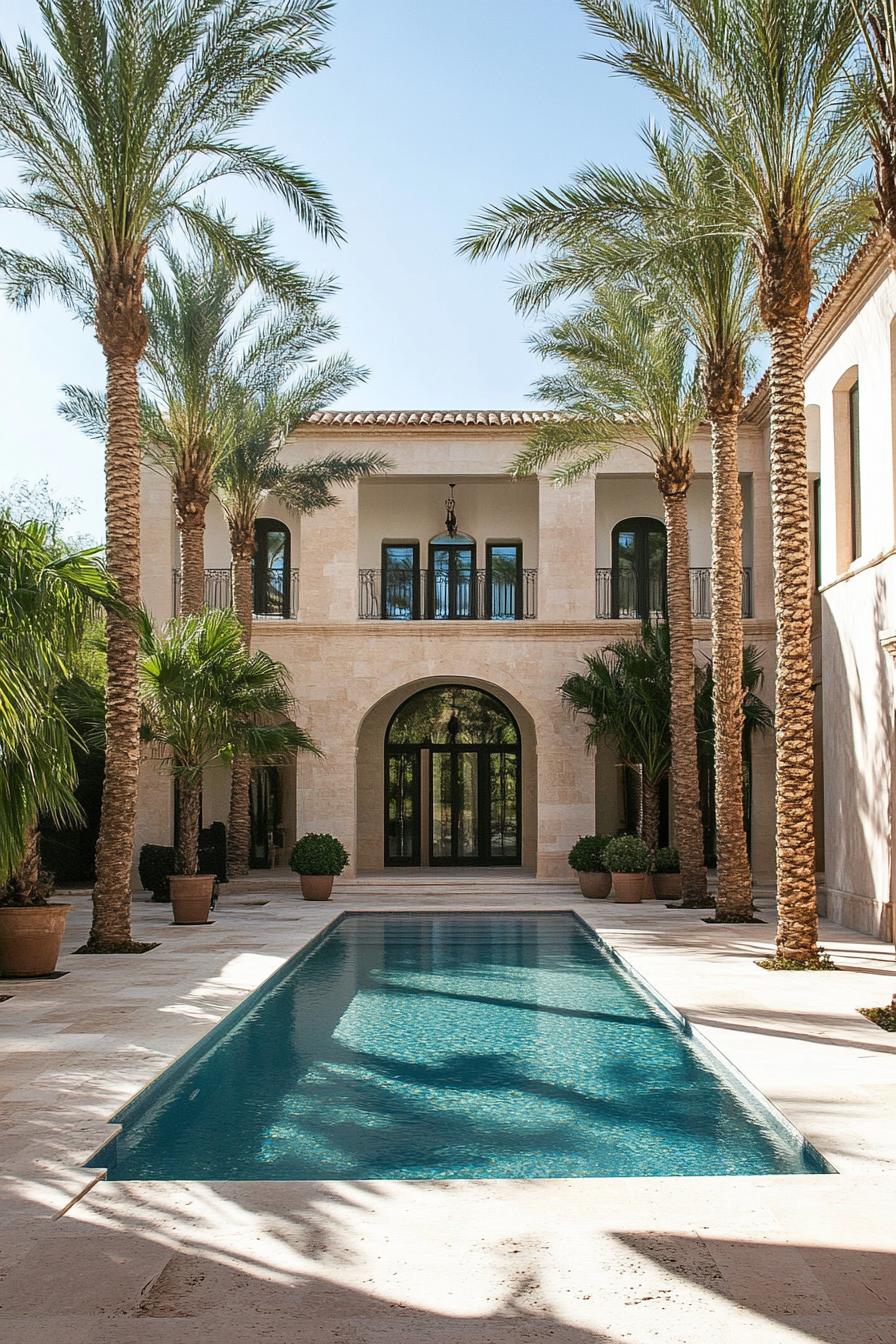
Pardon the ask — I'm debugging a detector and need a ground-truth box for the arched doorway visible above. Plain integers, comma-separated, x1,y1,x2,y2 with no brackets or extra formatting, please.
384,685,521,867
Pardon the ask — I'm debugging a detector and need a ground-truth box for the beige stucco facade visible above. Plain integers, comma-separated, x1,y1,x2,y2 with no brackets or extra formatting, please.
136,409,776,886
785,238,896,940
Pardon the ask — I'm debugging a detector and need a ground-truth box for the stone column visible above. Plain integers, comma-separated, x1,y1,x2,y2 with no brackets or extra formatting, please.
298,482,360,623
140,463,176,621
537,476,596,621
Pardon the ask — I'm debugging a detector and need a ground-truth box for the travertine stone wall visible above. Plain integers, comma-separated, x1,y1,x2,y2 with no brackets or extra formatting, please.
134,417,777,890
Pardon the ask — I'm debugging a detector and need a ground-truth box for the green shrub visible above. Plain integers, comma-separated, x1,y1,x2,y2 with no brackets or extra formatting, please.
139,844,176,901
653,845,680,874
603,834,651,873
567,835,611,872
289,832,349,877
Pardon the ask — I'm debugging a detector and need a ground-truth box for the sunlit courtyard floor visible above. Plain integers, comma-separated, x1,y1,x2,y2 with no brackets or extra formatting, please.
2,876,896,1342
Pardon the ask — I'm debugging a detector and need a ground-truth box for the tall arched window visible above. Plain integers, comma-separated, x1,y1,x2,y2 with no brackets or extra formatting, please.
612,517,666,619
253,518,291,618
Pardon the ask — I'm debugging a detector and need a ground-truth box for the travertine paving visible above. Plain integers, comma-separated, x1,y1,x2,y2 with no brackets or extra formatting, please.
1,877,895,1343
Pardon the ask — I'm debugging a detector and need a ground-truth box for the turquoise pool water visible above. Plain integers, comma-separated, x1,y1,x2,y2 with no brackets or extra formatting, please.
92,913,827,1180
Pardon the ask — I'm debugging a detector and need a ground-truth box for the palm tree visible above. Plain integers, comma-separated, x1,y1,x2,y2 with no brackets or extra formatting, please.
562,626,774,863
561,623,674,848
215,356,390,875
0,519,119,902
140,610,318,877
512,284,708,903
463,127,760,918
60,231,335,615
853,2,896,253
0,0,340,952
564,0,869,956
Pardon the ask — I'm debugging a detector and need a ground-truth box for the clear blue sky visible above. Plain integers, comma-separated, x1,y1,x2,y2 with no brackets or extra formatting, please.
0,0,658,538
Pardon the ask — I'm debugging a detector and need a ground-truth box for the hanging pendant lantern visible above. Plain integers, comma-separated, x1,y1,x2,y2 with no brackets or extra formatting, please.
444,482,458,538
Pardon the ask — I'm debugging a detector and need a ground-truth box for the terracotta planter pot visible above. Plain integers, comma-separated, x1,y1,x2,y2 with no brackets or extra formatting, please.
300,874,334,901
577,871,611,900
169,874,214,925
0,903,72,977
611,872,646,904
652,873,682,900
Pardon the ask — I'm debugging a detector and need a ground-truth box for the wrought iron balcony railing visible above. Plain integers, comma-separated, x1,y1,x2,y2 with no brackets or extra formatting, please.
359,567,538,621
172,567,300,619
595,567,753,620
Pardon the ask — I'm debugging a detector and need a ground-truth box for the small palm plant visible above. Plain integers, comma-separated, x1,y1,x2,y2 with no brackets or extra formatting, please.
139,609,319,877
0,518,120,941
562,623,673,852
515,285,707,903
0,0,341,952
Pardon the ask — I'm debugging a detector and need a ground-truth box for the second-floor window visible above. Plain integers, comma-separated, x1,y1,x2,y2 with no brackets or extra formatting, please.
429,532,476,619
254,519,291,618
612,517,667,619
486,542,522,620
382,542,419,620
849,379,862,560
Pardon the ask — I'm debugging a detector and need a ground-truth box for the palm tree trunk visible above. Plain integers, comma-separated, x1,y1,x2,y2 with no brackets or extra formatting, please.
227,538,255,877
177,497,208,615
709,403,753,920
6,824,41,904
767,311,818,960
660,481,707,905
176,779,201,876
641,772,660,851
88,333,146,951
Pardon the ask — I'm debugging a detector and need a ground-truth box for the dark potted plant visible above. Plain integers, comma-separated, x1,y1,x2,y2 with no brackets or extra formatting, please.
568,835,612,898
0,521,120,976
140,609,317,925
289,833,349,900
652,845,681,900
603,834,651,904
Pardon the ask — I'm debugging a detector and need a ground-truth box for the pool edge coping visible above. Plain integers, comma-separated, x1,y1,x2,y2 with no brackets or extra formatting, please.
83,907,835,1182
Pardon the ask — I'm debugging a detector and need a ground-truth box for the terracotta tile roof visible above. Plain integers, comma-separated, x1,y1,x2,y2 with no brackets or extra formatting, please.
305,409,564,428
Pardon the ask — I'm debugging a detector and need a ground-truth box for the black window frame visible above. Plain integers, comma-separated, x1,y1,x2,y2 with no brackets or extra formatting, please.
849,379,862,561
611,516,667,620
485,540,523,621
381,540,420,621
253,518,291,618
427,538,477,619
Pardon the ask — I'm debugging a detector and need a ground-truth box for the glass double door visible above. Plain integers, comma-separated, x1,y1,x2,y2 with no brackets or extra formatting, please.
386,746,520,865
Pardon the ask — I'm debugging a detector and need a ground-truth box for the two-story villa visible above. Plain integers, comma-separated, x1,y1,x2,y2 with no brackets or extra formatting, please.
137,408,777,883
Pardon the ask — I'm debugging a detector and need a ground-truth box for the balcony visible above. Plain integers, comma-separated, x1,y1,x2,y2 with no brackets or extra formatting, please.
172,568,300,619
594,567,753,620
359,567,538,620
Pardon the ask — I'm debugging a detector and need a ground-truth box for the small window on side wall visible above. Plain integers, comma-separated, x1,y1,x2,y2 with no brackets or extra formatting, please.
849,380,861,561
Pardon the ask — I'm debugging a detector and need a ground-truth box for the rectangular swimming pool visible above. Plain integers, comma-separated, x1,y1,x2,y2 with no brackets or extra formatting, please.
91,912,829,1180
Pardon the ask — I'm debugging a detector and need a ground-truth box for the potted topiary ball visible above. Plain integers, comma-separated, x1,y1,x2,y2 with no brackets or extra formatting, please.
567,835,612,899
290,833,349,900
652,845,681,900
603,834,651,904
